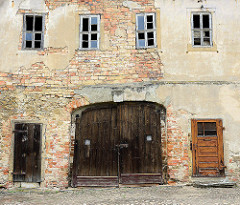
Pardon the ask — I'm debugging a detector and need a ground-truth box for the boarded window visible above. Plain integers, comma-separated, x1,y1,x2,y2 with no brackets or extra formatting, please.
136,13,156,48
22,14,44,50
13,123,42,182
79,15,100,50
191,13,212,47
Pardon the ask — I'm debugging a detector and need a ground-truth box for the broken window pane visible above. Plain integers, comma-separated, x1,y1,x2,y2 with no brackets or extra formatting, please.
91,34,97,40
82,34,88,41
35,16,43,31
26,16,33,31
203,15,210,28
147,23,153,29
26,41,32,48
91,24,97,31
147,32,154,39
194,38,201,45
204,31,210,37
138,33,145,40
194,31,201,38
148,39,154,46
137,16,144,30
204,122,217,136
203,38,210,46
82,41,88,48
35,41,41,48
193,15,200,28
83,18,89,31
35,33,41,41
147,15,153,22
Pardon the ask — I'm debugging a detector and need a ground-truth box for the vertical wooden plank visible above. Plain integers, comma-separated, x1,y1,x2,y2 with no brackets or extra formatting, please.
217,119,225,176
25,124,34,182
191,119,197,176
32,124,41,182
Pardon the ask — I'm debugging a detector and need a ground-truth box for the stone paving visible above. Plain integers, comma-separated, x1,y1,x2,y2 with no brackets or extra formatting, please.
0,185,240,205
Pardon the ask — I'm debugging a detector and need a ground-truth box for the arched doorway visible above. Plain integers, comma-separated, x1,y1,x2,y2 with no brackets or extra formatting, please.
72,102,165,187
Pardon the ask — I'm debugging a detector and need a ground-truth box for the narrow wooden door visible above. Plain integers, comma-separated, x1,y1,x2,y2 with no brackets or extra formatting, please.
72,104,119,186
192,119,225,177
13,123,42,182
119,102,163,184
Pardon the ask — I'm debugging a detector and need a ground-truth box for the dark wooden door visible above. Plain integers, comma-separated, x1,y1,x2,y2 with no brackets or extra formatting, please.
13,123,41,182
192,119,225,177
72,102,163,187
72,104,119,187
119,102,162,184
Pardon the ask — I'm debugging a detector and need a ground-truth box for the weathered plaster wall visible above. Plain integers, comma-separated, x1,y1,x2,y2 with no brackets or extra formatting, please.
0,0,240,188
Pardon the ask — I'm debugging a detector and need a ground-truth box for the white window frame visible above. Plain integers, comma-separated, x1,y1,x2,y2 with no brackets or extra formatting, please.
79,15,100,50
136,13,156,49
22,14,45,50
191,12,212,47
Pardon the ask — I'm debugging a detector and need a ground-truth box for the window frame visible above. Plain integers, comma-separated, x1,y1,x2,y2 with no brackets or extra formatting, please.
191,12,213,47
136,13,157,49
79,15,101,50
22,14,45,50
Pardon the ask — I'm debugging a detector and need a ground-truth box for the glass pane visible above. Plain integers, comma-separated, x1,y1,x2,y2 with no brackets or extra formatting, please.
35,33,41,40
197,122,203,136
203,15,210,28
82,18,89,31
194,31,201,38
204,31,210,37
137,15,144,30
91,25,98,31
34,41,41,48
35,16,43,31
138,39,145,47
91,17,98,25
205,122,217,136
147,23,153,29
91,34,97,40
91,41,97,48
147,15,153,22
193,14,200,29
148,39,154,46
82,34,88,41
138,32,145,40
26,41,32,48
26,33,32,41
26,16,33,31
147,32,154,39
194,38,201,45
203,38,210,46
82,41,88,48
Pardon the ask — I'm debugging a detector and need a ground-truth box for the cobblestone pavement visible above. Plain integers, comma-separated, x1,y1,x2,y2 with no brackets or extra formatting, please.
0,186,240,205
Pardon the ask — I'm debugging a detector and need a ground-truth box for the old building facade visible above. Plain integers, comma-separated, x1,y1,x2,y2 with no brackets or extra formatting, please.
0,0,240,188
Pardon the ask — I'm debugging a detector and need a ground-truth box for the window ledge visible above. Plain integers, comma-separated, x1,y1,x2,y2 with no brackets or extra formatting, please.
187,42,218,53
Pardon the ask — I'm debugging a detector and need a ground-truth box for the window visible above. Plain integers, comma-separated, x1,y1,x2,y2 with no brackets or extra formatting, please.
191,13,212,47
136,13,156,48
22,14,44,50
79,15,100,50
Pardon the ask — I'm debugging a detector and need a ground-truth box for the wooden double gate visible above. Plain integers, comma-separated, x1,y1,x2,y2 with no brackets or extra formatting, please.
72,102,164,187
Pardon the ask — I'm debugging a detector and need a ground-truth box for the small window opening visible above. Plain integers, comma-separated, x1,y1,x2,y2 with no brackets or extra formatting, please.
136,13,156,48
23,14,44,50
191,13,212,47
197,122,217,136
80,15,100,50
